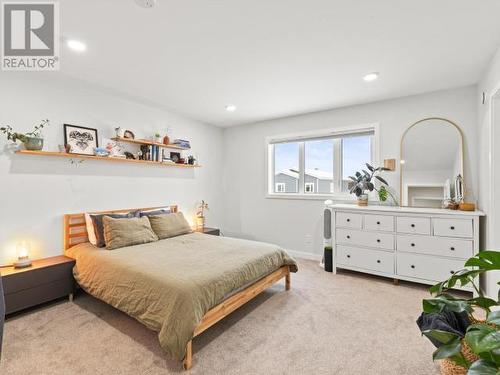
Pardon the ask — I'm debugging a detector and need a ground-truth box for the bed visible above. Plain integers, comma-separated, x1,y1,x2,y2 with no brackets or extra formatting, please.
63,205,297,370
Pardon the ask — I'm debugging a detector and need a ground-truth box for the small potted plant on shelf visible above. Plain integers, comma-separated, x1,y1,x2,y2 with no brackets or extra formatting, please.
196,200,209,229
348,163,390,206
0,119,50,151
154,132,162,143
417,251,500,375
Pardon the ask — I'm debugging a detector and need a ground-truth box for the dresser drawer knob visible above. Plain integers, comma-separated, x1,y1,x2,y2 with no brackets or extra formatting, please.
347,235,350,239
411,224,415,228
450,270,454,274
377,260,381,263
347,218,350,222
450,226,455,230
377,221,381,225
450,247,455,251
411,265,415,269
411,243,415,247
376,239,381,243
347,255,351,258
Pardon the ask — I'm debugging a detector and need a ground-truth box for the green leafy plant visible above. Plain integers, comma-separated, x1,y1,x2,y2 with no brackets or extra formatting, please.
421,251,500,374
378,185,398,205
0,119,49,143
348,163,390,197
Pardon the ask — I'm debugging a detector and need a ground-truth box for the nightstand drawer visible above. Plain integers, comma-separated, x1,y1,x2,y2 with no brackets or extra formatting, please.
3,261,73,294
4,278,74,315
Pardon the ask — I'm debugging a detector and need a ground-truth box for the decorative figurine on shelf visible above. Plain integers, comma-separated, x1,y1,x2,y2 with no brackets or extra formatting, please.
188,155,196,165
123,130,135,139
124,151,135,159
115,127,125,138
196,200,209,229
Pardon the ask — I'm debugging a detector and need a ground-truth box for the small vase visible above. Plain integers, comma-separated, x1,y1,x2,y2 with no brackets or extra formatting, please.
23,136,43,151
196,216,205,229
357,194,368,206
163,135,170,145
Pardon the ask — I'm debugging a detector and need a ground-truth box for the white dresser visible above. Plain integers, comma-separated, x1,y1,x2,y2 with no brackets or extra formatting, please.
328,204,485,291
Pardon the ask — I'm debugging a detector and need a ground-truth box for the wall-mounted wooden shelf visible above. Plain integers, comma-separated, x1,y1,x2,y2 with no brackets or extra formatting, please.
15,150,200,168
111,137,189,150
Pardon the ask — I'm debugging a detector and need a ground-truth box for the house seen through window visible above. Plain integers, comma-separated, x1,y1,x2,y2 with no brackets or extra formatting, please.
270,128,374,196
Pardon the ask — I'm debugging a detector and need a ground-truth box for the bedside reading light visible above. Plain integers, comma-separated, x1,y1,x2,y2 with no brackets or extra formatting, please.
14,242,32,268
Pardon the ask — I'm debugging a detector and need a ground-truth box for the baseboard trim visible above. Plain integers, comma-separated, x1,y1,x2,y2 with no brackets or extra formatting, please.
287,250,322,261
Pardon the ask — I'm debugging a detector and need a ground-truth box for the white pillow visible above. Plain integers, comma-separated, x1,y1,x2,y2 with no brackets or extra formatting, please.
85,213,97,245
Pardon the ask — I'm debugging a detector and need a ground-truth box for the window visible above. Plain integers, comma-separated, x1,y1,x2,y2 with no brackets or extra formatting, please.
305,182,315,193
273,142,299,193
267,125,376,197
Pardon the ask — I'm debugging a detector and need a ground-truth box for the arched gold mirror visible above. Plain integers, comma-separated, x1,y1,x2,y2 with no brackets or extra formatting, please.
400,118,464,208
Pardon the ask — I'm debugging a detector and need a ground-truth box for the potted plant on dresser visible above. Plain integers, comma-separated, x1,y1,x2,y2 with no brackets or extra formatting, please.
348,163,390,206
0,119,50,151
417,251,500,375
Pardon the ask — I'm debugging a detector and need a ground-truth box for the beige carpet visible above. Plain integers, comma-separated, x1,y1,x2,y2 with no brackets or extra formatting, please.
1,259,440,375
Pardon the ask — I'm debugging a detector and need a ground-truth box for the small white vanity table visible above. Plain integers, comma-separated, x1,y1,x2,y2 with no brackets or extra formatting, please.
328,204,484,291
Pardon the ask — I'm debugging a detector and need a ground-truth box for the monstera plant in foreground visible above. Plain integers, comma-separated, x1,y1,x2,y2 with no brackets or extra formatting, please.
419,251,500,375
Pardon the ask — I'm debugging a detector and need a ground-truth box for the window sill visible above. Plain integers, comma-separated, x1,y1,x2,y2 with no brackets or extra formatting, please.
265,193,357,201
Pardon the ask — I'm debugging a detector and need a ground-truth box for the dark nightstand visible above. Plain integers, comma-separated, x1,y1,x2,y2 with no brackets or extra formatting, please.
0,255,75,315
196,227,220,236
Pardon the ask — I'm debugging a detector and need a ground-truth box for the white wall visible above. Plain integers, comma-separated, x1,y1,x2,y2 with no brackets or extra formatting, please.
222,86,478,260
478,46,500,299
0,73,223,265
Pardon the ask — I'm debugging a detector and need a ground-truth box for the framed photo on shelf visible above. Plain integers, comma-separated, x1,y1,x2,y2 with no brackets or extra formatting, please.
63,124,98,155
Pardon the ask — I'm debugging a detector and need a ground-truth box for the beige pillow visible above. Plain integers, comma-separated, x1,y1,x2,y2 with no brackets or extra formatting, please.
103,216,158,250
148,212,193,239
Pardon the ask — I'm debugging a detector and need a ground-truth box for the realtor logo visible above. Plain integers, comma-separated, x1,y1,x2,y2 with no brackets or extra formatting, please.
2,1,60,70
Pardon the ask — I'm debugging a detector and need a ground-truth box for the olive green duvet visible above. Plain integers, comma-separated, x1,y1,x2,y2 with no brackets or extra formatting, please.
66,232,297,361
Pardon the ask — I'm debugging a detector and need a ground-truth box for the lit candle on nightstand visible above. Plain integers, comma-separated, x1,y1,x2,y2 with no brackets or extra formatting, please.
14,241,32,268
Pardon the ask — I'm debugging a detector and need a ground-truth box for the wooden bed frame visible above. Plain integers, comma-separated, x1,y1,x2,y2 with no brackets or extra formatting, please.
63,205,291,370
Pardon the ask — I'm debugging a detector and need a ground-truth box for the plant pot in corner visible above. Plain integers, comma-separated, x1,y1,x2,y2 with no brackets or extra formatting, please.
357,194,368,206
23,136,44,151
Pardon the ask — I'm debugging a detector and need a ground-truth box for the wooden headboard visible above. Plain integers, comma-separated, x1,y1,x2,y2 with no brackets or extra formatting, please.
63,205,178,250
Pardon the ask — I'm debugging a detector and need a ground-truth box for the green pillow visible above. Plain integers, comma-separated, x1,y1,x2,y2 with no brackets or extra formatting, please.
103,216,158,250
148,212,193,239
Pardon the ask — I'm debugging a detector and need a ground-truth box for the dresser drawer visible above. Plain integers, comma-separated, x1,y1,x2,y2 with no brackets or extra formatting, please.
396,253,465,282
364,214,394,232
337,246,394,274
336,212,362,229
336,229,394,250
397,216,431,235
397,235,473,259
433,218,473,238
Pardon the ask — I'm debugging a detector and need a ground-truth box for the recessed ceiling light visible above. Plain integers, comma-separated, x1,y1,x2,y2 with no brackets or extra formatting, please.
225,104,237,112
363,72,379,82
67,39,86,52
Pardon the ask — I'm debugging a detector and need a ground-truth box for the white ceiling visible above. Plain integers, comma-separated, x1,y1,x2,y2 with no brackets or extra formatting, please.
57,0,500,127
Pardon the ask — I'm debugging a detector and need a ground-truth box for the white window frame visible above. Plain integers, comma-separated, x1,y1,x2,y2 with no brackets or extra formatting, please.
266,123,380,200
275,182,286,193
